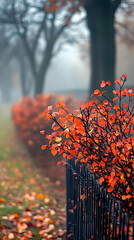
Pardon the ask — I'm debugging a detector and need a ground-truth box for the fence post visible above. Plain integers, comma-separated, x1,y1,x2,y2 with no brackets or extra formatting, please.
66,160,133,240
66,161,73,239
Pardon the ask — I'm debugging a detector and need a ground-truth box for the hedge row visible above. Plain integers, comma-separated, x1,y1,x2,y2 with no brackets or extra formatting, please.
12,94,76,156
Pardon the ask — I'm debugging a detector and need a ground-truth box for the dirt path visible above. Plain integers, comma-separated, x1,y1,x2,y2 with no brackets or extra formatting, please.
0,105,66,240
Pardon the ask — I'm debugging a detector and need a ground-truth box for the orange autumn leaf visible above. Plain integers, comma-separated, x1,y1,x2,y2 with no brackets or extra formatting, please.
106,81,111,86
63,153,67,158
40,130,45,134
59,117,65,121
126,186,130,194
113,105,119,110
38,193,45,199
41,145,47,150
100,81,106,88
57,161,61,165
94,89,100,95
12,213,19,218
107,187,114,192
99,162,105,167
74,142,80,148
103,100,108,105
115,78,122,84
125,143,132,150
45,113,52,120
80,194,86,200
123,103,127,108
59,108,65,115
92,162,98,168
113,96,118,102
99,177,104,185
126,194,132,199
113,90,119,95
51,148,57,156
67,114,73,122
56,101,65,107
122,74,127,78
74,118,82,126
0,198,6,203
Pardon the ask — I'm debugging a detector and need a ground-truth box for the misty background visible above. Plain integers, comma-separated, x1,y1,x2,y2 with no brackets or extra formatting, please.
0,1,134,103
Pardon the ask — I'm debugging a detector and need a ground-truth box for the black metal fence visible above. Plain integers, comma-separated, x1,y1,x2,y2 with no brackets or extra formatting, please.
66,158,134,240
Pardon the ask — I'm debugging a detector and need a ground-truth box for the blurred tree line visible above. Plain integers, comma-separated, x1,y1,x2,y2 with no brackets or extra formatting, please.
0,0,134,101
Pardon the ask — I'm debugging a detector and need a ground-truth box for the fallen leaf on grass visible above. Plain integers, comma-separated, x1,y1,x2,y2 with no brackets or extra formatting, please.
0,198,6,203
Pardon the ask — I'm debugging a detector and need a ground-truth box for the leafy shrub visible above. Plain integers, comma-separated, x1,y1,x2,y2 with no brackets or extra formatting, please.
12,94,76,157
43,75,134,217
12,94,55,155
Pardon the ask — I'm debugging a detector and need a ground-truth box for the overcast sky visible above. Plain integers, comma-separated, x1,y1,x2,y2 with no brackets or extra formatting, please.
44,38,134,95
45,45,89,93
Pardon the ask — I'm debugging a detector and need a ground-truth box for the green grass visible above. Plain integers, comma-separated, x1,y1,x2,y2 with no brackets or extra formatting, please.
0,109,66,239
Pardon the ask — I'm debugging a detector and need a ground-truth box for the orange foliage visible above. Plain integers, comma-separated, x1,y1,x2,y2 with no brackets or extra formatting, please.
43,75,134,217
12,94,76,156
12,94,57,155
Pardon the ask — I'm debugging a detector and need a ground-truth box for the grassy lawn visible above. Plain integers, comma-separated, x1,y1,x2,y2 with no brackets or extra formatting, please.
0,106,66,240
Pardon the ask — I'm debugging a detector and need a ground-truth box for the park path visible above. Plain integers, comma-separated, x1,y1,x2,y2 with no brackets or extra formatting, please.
0,104,66,240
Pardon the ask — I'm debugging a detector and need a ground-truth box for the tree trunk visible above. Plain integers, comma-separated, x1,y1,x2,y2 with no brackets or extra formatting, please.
18,55,31,96
34,72,46,95
21,32,54,97
34,44,53,96
85,1,119,100
1,80,11,102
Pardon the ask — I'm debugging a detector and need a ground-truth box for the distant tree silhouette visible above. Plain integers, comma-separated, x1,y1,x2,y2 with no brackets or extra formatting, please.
0,0,80,95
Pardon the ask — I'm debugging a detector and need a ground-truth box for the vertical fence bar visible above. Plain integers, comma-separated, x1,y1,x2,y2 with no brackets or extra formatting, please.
91,175,95,238
121,213,129,240
76,160,80,240
80,164,84,239
81,164,84,239
132,220,134,240
66,160,133,240
66,161,72,239
71,158,75,239
115,201,121,240
95,181,100,240
85,166,88,239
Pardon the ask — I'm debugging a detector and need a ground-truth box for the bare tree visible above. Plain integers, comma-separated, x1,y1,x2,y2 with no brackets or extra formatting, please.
13,40,33,96
0,0,81,96
0,25,14,101
0,23,33,99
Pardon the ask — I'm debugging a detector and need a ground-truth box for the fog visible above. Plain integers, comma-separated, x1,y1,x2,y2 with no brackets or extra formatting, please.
0,1,134,103
46,38,134,93
1,37,134,103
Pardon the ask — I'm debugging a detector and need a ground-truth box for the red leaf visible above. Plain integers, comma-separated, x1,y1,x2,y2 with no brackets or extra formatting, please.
113,105,119,110
41,145,47,150
94,89,100,95
122,74,127,78
115,78,122,84
51,148,57,156
100,81,106,88
123,103,127,108
80,194,86,200
59,108,65,115
113,96,118,102
106,81,111,86
40,130,45,134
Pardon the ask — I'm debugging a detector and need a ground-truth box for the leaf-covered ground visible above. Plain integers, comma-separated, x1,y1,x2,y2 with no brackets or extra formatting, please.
0,105,66,240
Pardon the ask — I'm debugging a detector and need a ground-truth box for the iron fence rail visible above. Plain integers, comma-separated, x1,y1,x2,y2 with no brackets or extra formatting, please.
66,158,134,240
